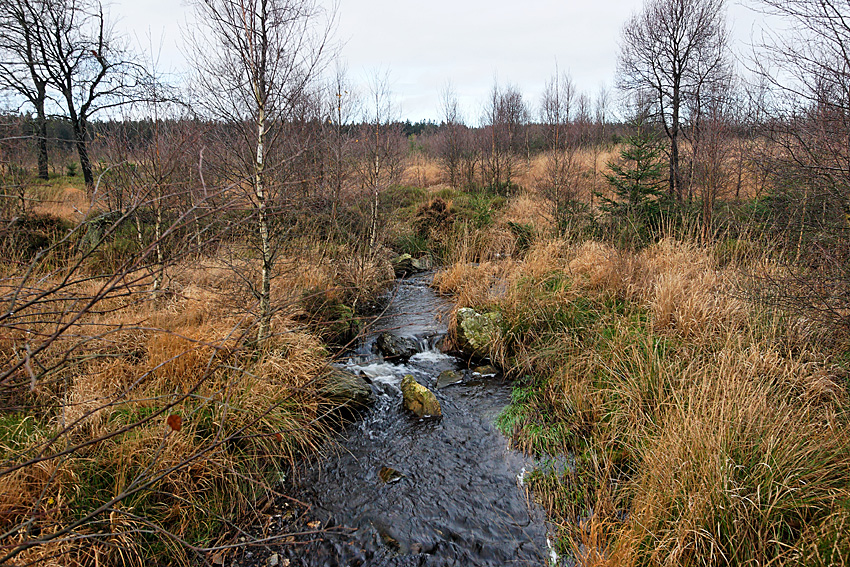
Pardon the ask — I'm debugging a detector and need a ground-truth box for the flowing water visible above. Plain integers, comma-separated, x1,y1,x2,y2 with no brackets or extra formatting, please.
284,274,549,567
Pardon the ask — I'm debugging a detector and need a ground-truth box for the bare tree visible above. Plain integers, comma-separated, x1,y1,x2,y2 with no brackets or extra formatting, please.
481,81,528,193
0,0,51,180
589,83,612,210
747,0,850,333
437,81,464,187
618,0,730,202
0,114,34,222
26,0,141,189
354,71,404,250
689,78,736,240
188,0,330,343
594,83,611,145
325,63,359,225
537,68,582,233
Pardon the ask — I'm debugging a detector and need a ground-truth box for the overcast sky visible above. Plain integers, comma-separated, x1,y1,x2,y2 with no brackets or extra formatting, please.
110,0,770,123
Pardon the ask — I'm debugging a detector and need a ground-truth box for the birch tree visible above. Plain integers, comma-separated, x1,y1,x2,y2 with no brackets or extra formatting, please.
189,0,329,343
354,72,403,250
438,82,464,187
325,64,359,225
481,81,528,193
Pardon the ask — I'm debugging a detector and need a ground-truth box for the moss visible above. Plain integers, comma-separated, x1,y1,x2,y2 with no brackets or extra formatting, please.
457,308,502,355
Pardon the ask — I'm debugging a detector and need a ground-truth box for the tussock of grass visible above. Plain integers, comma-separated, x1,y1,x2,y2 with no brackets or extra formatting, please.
0,240,390,565
438,237,850,566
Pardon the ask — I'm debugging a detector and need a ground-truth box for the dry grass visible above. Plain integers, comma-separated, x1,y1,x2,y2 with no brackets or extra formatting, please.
514,147,617,193
28,182,92,223
433,260,508,308
402,155,443,188
501,191,553,232
438,236,850,566
0,235,383,565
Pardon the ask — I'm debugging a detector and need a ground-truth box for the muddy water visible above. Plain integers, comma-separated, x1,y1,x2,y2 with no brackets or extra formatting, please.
288,274,549,566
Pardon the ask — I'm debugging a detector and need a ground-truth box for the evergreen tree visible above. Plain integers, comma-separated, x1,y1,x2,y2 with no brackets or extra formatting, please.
600,121,667,221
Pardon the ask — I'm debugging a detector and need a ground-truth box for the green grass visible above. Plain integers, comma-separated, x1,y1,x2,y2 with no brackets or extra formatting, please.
0,414,47,460
379,184,428,213
449,191,507,228
496,381,578,456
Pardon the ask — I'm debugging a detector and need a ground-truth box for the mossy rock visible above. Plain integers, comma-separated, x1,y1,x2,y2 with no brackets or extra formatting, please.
390,254,432,277
400,375,441,418
456,308,502,358
376,332,419,360
391,254,415,277
301,290,361,346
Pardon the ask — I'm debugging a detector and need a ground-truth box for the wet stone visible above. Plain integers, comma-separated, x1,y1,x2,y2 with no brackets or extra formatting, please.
390,254,431,277
318,369,375,418
400,374,442,418
435,369,463,389
472,365,499,377
376,332,419,360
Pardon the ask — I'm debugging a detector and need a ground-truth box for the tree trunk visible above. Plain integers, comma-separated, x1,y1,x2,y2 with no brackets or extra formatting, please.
153,187,163,293
34,95,48,180
70,116,94,189
369,153,379,249
670,88,681,202
255,106,272,344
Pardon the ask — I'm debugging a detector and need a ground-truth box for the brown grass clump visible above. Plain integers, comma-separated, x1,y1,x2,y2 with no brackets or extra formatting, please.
0,234,381,565
437,236,850,566
432,260,507,309
29,183,91,223
145,323,237,393
623,348,850,566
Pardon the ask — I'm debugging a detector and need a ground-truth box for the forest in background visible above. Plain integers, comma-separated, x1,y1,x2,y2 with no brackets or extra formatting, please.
1,0,849,565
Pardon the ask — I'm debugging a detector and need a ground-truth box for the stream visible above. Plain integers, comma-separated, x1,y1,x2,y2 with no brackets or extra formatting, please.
280,274,550,566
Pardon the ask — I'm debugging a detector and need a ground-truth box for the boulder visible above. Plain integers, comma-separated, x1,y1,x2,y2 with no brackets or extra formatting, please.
390,254,431,277
376,332,419,360
456,308,502,357
435,369,463,389
390,254,416,277
411,256,433,271
319,369,375,417
400,374,441,418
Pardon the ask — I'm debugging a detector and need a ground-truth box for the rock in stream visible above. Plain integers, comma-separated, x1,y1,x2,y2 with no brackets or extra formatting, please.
400,374,442,418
